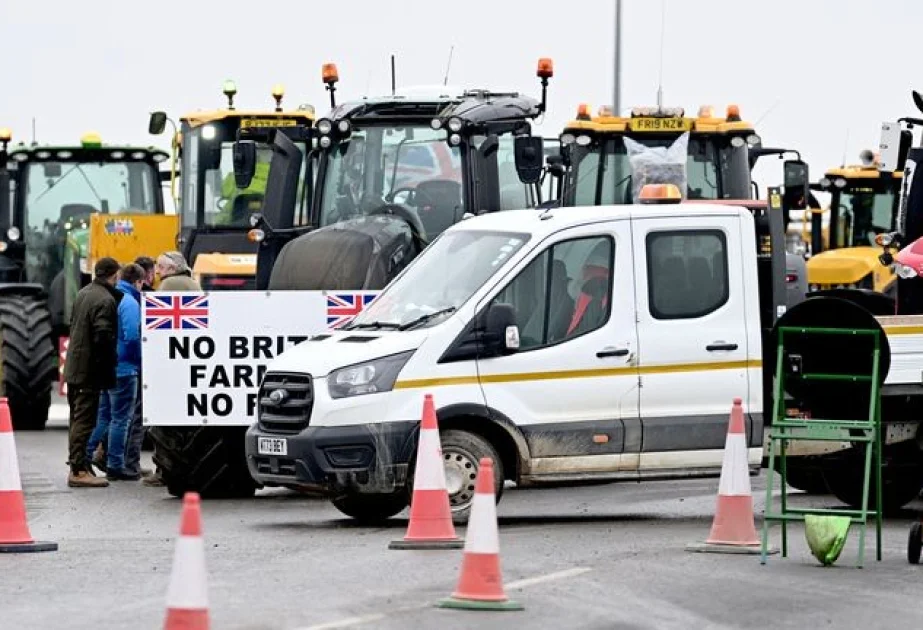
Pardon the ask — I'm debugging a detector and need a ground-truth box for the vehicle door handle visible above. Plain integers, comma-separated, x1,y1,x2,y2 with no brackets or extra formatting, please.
597,347,630,358
706,342,738,351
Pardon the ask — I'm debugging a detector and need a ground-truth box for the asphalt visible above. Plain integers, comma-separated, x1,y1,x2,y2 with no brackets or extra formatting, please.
4,397,923,630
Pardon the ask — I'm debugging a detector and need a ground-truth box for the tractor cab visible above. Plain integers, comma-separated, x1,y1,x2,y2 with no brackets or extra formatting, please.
806,155,903,296
241,59,552,290
1,131,172,337
150,81,314,290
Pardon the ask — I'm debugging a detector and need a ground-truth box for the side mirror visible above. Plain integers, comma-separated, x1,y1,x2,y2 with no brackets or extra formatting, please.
879,121,905,172
43,163,62,178
783,159,809,211
546,154,566,179
513,135,544,185
149,112,167,135
485,302,519,354
233,141,257,189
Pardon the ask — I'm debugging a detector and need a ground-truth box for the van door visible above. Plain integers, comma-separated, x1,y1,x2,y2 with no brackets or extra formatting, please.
473,221,640,476
632,213,755,472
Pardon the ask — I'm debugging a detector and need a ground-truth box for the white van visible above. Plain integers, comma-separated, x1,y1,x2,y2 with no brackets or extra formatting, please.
245,192,767,521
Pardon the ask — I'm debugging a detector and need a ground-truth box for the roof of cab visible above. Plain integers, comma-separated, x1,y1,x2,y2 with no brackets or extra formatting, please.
447,202,753,239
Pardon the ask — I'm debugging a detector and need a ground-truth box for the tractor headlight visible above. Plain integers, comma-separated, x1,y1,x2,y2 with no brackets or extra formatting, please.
201,125,217,141
327,351,414,399
317,119,332,135
337,120,351,135
319,136,332,149
447,117,463,133
6,227,20,241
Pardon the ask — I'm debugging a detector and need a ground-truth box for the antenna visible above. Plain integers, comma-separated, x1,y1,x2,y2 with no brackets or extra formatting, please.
391,55,396,95
841,128,850,167
656,0,666,110
754,99,781,126
31,118,36,145
442,45,455,86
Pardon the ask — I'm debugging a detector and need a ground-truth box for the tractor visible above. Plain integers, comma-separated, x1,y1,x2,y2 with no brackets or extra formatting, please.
148,81,315,291
0,128,172,429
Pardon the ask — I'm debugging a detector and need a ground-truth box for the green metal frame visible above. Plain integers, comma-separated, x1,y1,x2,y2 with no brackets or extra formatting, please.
760,325,883,568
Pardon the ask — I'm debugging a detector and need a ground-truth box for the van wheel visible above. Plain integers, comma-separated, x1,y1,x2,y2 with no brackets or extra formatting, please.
434,429,504,524
331,492,408,523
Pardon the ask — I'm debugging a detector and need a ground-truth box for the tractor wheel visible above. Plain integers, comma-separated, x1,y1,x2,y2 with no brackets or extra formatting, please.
908,522,922,565
0,294,56,430
822,442,923,514
149,426,258,499
783,464,829,494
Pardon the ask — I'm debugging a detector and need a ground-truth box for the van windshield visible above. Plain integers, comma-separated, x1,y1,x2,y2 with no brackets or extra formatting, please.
348,229,530,329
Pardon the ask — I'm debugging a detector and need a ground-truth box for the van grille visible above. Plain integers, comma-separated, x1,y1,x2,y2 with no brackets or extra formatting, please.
258,372,313,433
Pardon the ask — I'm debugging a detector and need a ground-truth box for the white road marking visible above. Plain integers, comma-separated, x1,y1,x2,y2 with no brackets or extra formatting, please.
295,566,593,630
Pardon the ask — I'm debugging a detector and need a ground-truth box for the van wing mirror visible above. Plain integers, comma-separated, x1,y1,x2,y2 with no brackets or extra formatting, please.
514,135,545,185
783,159,809,211
233,140,257,189
149,112,167,135
485,302,519,354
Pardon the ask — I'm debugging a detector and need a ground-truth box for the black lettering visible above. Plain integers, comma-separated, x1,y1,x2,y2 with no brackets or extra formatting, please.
211,394,232,417
193,337,215,359
190,364,207,387
247,392,259,416
169,337,190,360
229,336,248,359
253,336,272,359
209,365,231,388
187,393,207,416
234,364,255,388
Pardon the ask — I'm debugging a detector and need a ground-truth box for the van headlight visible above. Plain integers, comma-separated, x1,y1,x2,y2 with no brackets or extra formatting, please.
327,351,414,399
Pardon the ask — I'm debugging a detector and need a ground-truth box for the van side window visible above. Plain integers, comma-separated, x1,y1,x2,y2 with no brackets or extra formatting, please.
646,230,728,319
490,236,614,350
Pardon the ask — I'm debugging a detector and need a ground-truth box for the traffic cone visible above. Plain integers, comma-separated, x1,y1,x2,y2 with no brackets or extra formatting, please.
389,394,463,550
0,398,57,553
687,397,767,555
437,457,522,611
164,492,209,630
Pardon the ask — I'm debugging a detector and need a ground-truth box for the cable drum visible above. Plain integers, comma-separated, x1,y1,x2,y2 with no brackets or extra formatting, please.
768,296,890,421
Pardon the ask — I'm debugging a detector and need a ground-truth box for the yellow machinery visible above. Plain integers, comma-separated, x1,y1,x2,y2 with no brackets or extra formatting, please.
806,153,903,295
149,81,315,290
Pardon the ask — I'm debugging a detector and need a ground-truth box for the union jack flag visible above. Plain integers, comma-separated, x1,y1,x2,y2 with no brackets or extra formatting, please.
145,294,209,330
327,293,376,329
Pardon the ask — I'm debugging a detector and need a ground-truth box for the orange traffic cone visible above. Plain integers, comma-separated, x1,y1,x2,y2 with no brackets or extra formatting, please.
0,398,57,553
687,397,768,555
164,492,209,630
437,457,522,611
390,394,463,550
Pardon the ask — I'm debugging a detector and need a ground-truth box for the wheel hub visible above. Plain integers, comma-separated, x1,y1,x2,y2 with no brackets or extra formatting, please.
443,448,477,510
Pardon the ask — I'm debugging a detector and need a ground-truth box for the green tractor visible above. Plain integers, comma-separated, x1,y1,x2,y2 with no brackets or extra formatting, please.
0,127,171,429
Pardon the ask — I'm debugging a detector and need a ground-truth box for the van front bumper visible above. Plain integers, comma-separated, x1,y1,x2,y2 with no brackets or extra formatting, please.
245,421,417,494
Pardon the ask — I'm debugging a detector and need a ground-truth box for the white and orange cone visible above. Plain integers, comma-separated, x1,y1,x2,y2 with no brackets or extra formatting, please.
389,394,463,550
164,492,209,630
0,398,57,553
688,397,768,555
437,457,522,611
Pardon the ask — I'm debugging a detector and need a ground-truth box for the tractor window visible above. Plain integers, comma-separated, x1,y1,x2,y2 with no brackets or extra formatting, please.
496,136,535,211
23,160,157,233
835,188,896,247
564,135,720,205
318,125,464,239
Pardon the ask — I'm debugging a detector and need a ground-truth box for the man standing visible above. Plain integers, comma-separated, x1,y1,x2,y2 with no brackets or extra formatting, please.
155,251,201,291
87,263,144,480
143,252,202,487
135,256,155,291
65,257,122,488
124,257,154,480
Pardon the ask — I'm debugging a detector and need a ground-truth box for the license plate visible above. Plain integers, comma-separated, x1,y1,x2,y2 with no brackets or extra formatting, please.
240,118,299,128
258,437,288,456
628,117,693,132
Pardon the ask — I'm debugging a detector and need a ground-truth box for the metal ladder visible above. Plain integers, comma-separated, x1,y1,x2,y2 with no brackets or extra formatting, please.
760,325,883,568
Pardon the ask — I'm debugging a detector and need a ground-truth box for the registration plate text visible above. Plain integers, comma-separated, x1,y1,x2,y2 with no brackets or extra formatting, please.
258,437,288,456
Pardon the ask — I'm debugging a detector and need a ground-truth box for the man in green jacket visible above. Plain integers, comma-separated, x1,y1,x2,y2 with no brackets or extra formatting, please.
155,251,203,291
64,257,122,488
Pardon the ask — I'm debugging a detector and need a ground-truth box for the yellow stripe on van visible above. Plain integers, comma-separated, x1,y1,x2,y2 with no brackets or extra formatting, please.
394,359,761,390
882,326,923,336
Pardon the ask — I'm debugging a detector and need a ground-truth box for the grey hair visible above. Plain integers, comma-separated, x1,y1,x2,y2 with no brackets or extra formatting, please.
160,251,190,274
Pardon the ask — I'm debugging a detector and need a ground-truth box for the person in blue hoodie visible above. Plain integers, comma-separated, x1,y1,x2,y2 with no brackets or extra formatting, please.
86,263,145,481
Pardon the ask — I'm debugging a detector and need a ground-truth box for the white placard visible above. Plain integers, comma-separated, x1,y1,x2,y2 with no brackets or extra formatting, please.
878,121,902,172
141,290,378,427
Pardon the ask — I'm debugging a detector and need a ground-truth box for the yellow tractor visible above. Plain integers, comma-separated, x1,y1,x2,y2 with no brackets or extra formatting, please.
149,81,315,290
806,151,903,299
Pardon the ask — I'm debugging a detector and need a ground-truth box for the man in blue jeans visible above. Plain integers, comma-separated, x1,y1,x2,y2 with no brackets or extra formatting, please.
87,263,144,481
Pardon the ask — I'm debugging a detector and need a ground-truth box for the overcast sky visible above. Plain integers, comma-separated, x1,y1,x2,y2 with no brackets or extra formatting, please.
1,0,921,189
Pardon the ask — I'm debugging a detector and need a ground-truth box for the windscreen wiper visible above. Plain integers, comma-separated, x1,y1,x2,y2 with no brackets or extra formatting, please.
397,307,457,331
342,321,402,330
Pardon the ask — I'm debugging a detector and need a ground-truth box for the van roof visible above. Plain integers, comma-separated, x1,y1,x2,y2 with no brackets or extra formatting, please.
448,202,751,238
